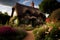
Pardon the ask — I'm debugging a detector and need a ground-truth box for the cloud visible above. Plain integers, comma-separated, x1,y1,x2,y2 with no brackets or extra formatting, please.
0,0,20,6
22,0,31,4
34,5,39,8
0,4,12,16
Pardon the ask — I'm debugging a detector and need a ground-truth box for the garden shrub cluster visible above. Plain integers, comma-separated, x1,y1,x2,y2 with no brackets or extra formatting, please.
0,26,27,40
33,26,46,40
50,8,60,22
25,25,34,31
0,13,10,25
33,22,60,40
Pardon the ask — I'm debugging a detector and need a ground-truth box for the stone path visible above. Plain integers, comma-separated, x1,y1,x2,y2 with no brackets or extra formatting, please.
23,31,35,40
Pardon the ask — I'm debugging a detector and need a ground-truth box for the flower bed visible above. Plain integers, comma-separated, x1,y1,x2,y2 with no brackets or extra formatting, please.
0,26,27,40
33,22,60,40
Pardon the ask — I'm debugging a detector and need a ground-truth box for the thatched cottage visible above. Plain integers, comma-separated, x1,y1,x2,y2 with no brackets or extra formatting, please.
10,2,46,27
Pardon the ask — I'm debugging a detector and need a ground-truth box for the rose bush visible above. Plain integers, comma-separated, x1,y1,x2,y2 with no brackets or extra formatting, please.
33,21,60,40
0,26,27,40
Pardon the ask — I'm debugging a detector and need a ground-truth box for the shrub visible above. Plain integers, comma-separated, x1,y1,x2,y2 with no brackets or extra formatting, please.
33,28,39,40
33,22,60,40
54,22,60,28
0,24,2,26
33,26,46,40
50,8,60,22
25,25,34,31
45,24,60,40
0,26,27,40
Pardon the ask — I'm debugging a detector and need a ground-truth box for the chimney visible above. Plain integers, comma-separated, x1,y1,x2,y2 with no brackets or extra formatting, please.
11,7,15,17
30,1,34,8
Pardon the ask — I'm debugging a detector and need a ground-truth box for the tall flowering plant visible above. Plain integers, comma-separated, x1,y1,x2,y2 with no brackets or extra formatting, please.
0,26,27,40
45,19,60,40
0,26,16,36
33,18,60,40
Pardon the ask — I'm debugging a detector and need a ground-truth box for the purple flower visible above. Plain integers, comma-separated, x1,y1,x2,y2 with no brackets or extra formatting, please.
0,26,17,36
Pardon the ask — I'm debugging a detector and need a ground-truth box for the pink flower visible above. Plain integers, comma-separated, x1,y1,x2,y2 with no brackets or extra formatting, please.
48,26,53,32
0,26,16,36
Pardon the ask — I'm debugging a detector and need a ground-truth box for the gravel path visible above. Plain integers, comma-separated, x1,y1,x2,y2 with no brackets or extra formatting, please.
23,31,35,40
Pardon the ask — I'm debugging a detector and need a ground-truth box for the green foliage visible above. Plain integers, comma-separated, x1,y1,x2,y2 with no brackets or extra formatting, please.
39,0,60,14
9,16,20,27
4,12,8,15
33,28,40,40
50,8,60,22
25,25,34,31
0,12,10,25
33,27,46,40
33,22,60,40
15,29,27,40
0,24,3,27
54,22,60,27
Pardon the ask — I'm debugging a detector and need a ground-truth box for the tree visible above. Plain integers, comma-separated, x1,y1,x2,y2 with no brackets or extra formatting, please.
0,12,10,24
0,11,3,14
39,0,60,14
4,12,8,15
50,8,60,22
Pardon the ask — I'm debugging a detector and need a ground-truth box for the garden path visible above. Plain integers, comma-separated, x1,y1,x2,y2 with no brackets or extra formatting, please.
23,31,35,40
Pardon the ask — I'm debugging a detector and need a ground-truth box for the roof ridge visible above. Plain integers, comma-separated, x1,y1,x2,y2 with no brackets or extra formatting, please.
15,2,39,10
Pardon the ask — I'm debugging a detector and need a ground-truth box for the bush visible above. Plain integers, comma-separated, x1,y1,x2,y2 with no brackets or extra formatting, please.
33,28,39,40
0,26,27,40
50,8,60,22
33,26,46,40
45,24,60,40
0,24,3,26
25,25,34,31
33,22,60,40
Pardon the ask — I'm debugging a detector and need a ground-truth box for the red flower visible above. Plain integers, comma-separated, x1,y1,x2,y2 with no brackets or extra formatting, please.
46,18,50,23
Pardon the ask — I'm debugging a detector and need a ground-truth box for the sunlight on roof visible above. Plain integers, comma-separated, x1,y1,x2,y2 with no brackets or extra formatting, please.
14,19,18,24
13,11,17,17
45,14,49,18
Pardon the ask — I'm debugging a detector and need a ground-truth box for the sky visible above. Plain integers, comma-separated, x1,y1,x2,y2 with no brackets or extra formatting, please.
0,0,60,16
0,0,43,16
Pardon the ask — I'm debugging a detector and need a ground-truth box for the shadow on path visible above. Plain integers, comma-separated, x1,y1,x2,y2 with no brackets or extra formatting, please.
23,31,35,40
